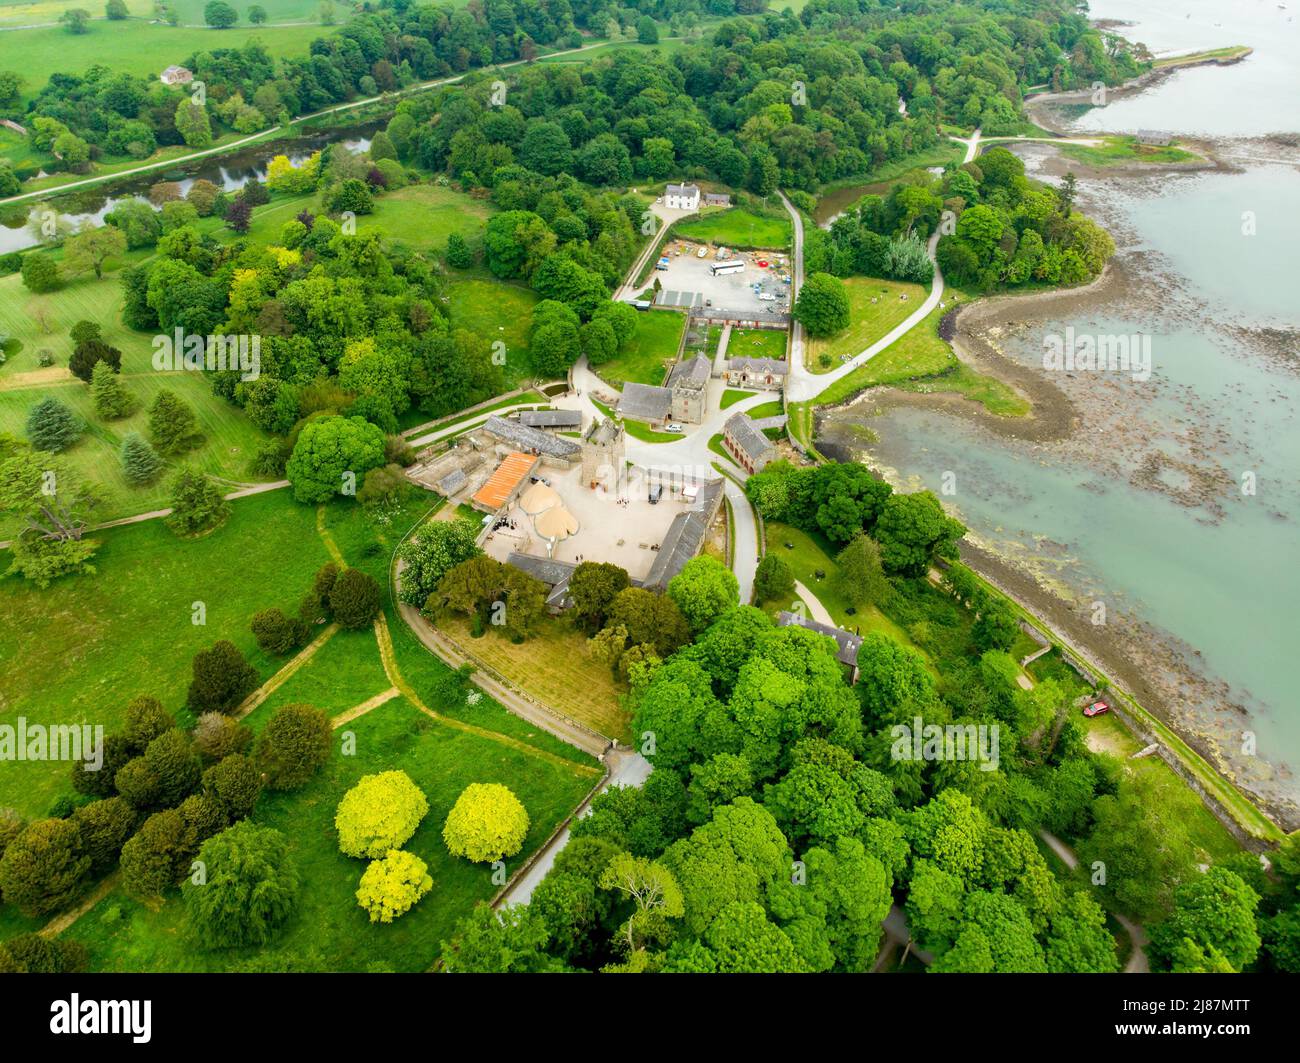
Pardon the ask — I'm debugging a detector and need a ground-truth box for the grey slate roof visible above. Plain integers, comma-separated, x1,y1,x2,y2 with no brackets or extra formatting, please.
728,356,788,376
437,468,468,495
618,383,673,422
642,479,724,591
481,415,580,459
506,553,578,587
724,412,776,464
703,192,731,205
775,611,864,670
666,354,712,389
518,409,582,429
666,182,700,197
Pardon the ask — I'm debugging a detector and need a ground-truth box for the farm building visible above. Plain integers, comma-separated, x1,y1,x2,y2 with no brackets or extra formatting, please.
664,182,701,210
722,412,777,474
775,612,864,683
725,356,788,391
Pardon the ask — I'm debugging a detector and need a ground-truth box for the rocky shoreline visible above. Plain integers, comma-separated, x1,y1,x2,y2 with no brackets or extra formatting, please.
810,134,1299,833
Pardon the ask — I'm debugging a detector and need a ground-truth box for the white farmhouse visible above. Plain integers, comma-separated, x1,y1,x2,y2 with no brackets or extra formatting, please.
160,65,194,86
664,182,701,210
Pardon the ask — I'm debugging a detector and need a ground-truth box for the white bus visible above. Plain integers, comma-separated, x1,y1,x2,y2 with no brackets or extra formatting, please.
711,260,745,276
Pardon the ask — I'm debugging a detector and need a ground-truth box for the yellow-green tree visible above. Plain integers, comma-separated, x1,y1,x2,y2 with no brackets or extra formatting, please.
442,783,529,863
335,771,429,859
266,151,321,195
355,850,431,924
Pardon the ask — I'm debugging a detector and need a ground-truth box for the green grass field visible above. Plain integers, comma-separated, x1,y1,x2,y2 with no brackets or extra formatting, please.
0,269,274,531
595,308,685,387
720,388,757,409
445,278,537,385
0,0,337,25
807,277,927,372
4,20,330,103
361,184,495,252
675,208,791,251
727,327,787,363
805,294,1028,418
761,520,919,652
0,490,330,819
72,696,596,972
1060,134,1200,167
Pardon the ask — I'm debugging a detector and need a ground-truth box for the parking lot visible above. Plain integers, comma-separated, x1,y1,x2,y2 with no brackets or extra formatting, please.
652,241,792,321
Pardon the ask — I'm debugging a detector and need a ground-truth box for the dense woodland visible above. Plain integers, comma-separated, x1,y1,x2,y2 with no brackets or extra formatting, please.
2,0,1144,190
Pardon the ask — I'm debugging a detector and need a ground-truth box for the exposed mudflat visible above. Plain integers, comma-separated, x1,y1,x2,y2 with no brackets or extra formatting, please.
815,134,1300,831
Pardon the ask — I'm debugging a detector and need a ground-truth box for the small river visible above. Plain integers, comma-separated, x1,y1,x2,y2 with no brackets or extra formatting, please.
821,0,1300,824
0,123,377,255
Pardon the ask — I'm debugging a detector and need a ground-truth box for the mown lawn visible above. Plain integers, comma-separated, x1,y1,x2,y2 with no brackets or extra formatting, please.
595,309,685,387
675,208,791,251
811,294,1029,417
1060,135,1200,167
0,490,332,819
0,269,274,530
71,697,596,972
807,277,928,372
446,279,537,385
728,327,787,363
360,184,495,253
761,520,920,653
439,614,631,742
5,20,330,105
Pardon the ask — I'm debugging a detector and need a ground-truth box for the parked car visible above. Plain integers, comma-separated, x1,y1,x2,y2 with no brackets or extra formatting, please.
663,423,684,433
1082,700,1110,718
758,292,776,302
696,246,707,258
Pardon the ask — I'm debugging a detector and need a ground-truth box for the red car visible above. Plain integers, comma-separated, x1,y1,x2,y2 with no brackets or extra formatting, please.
1083,700,1110,718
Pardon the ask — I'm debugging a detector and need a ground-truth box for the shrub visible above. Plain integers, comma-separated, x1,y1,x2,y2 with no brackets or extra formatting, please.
0,818,91,916
70,797,140,874
328,568,382,629
166,467,230,536
335,771,429,859
202,753,263,820
192,712,253,763
119,808,191,900
443,783,529,863
356,849,432,923
0,934,87,973
255,704,331,790
183,822,300,948
187,640,259,715
143,729,203,807
251,607,306,654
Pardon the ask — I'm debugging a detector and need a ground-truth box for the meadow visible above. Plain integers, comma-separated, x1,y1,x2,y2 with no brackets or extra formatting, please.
674,208,791,251
806,277,927,372
727,327,787,363
0,266,274,532
594,308,685,387
3,20,330,103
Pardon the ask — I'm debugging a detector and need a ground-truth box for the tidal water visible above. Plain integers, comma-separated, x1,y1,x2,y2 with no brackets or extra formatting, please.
829,0,1300,814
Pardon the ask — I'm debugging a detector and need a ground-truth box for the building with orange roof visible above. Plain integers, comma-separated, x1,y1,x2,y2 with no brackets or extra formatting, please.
471,452,539,513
